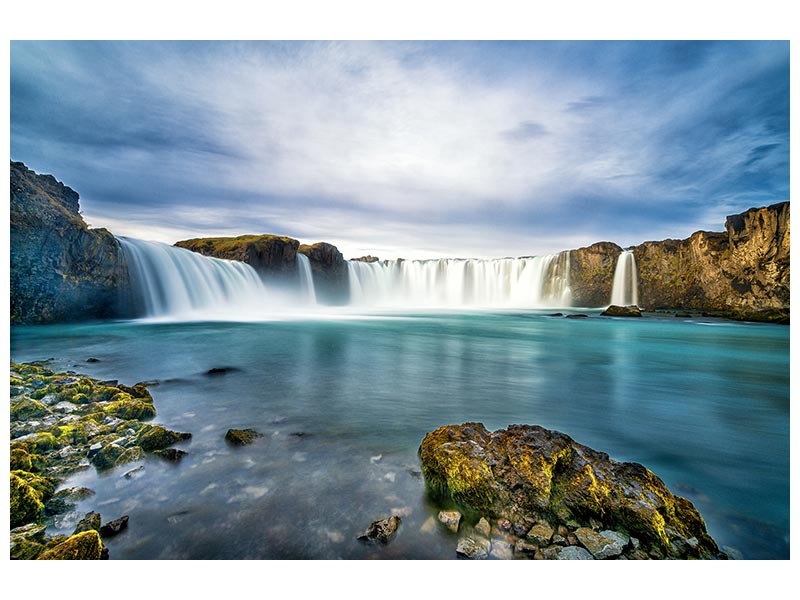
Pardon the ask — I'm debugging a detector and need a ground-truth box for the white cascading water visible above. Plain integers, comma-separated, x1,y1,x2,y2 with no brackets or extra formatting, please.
347,252,572,308
297,254,317,304
610,250,639,306
119,237,275,319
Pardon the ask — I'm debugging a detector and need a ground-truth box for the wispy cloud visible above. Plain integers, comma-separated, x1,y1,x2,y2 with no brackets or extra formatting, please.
10,41,789,259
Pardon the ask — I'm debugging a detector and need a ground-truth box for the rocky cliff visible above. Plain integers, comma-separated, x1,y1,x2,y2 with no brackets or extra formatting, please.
175,234,350,303
567,202,789,321
297,242,349,304
10,161,129,324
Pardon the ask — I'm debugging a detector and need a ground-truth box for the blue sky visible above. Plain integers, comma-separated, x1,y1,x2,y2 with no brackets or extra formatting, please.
10,40,789,259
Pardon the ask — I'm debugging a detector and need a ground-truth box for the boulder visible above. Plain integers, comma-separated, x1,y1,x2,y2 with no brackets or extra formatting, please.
557,546,594,560
37,530,105,560
100,515,129,538
225,428,263,446
10,473,44,528
601,305,642,317
438,510,462,533
419,423,723,559
137,424,191,451
73,511,102,534
456,534,491,559
357,516,401,544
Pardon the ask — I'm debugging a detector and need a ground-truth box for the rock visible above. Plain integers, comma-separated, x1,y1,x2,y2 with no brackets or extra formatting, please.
527,522,554,547
10,161,129,324
457,534,491,559
298,242,349,304
73,511,102,534
123,465,145,479
557,546,595,560
351,255,380,263
419,423,722,559
153,448,188,462
176,235,301,281
548,313,564,317
10,522,48,546
490,539,514,560
225,428,262,446
45,486,95,515
600,529,630,549
541,545,562,560
37,530,105,560
474,517,491,538
675,312,692,318
86,358,101,363
206,367,241,376
419,516,437,534
601,305,642,317
357,516,401,544
574,527,624,559
100,515,129,538
565,314,589,319
438,510,462,533
10,473,44,528
137,424,191,451
514,539,538,556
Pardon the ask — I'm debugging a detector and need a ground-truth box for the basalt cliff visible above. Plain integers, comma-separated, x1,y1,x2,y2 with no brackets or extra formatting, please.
10,161,129,324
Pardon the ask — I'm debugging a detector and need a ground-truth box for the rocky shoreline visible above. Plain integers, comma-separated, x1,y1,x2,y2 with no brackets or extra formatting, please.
9,361,192,559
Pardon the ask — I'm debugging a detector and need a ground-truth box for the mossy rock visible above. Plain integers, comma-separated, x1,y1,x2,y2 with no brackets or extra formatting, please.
10,397,50,421
91,444,126,470
103,393,156,420
37,530,105,560
73,511,102,534
137,424,192,451
115,446,144,466
89,386,121,403
117,383,153,402
11,470,58,502
19,432,58,454
10,473,44,528
11,539,46,560
10,448,32,471
224,428,263,446
45,486,96,515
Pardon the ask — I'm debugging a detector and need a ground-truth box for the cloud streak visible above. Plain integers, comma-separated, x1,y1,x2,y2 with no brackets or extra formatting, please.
10,41,789,259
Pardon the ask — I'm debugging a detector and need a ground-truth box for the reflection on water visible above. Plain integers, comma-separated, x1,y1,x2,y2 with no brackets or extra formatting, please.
10,311,790,559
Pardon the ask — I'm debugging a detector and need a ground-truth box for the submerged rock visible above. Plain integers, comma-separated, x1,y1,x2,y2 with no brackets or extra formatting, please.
601,305,642,317
153,448,188,462
419,423,723,559
357,515,401,544
456,534,490,559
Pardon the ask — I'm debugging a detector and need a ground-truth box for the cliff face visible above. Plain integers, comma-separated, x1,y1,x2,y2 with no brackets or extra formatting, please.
10,161,129,324
569,242,623,307
633,202,789,319
174,235,300,279
175,235,350,303
297,242,349,304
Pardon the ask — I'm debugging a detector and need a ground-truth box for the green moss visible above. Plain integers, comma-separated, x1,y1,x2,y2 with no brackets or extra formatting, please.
37,530,104,560
224,428,262,446
20,432,58,454
71,392,90,404
10,448,32,471
11,470,58,501
137,424,191,451
115,446,144,466
10,397,50,421
117,383,153,402
91,444,126,470
89,386,120,403
10,539,45,560
103,393,156,420
10,473,44,528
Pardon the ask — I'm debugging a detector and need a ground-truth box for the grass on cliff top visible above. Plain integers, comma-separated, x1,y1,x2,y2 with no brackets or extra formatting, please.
176,234,298,251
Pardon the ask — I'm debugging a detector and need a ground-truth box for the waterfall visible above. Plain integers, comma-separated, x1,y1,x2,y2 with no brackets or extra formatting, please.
297,254,317,304
119,237,278,319
347,253,572,308
610,250,639,306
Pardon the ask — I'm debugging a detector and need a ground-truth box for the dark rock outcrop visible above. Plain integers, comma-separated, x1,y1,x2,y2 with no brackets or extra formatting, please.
601,305,642,317
351,255,380,263
298,242,349,304
419,423,723,559
224,428,262,446
357,515,401,544
10,161,130,324
175,234,300,280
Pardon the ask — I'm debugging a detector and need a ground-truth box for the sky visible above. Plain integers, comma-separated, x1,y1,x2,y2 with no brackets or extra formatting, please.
10,40,790,260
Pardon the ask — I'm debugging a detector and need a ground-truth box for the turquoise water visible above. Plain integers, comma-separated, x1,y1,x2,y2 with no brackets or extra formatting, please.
10,310,790,559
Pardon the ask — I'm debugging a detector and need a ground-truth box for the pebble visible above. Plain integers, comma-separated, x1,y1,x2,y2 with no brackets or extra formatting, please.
438,510,462,533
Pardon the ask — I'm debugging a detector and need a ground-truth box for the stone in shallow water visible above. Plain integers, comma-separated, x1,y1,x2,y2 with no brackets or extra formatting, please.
438,510,462,533
474,517,491,538
557,546,594,560
490,539,514,560
457,534,490,559
527,522,554,547
357,516,401,544
574,527,623,559
224,428,262,446
153,448,188,462
100,515,129,538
